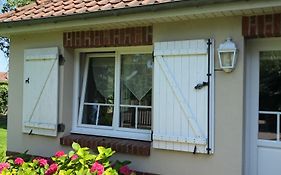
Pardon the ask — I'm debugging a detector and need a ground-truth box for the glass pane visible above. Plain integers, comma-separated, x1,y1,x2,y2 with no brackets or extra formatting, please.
259,51,281,111
81,56,115,127
82,105,98,125
120,54,153,106
120,107,135,129
220,52,233,67
258,114,277,140
137,108,151,130
279,120,281,140
97,106,113,126
84,57,115,104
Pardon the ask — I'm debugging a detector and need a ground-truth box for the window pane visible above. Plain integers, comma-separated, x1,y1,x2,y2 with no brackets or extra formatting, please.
120,107,135,129
137,108,151,130
81,56,115,127
84,57,115,104
119,54,153,130
258,114,277,140
259,51,281,111
120,54,153,106
82,105,98,125
279,117,281,140
97,105,114,126
82,105,113,126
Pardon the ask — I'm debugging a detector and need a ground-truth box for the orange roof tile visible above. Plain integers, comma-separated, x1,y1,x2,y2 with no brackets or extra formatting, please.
0,0,177,23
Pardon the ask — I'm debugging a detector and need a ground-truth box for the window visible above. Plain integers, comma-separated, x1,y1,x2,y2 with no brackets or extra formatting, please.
72,47,153,141
259,51,281,141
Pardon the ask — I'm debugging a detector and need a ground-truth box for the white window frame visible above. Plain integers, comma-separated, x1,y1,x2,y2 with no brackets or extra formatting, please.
72,46,153,141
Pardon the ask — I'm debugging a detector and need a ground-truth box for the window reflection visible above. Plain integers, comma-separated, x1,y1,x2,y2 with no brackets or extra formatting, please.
81,57,115,126
259,51,281,141
120,54,153,130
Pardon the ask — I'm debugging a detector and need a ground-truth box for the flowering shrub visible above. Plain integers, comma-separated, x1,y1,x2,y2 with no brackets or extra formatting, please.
0,142,135,175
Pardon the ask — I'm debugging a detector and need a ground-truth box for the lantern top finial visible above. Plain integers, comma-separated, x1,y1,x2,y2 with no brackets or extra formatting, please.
218,38,237,52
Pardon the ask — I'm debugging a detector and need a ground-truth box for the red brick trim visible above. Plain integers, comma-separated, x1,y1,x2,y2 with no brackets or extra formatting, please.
63,26,153,48
242,14,281,38
60,134,151,156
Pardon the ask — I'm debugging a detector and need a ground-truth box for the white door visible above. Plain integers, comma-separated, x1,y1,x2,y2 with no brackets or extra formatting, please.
246,38,281,175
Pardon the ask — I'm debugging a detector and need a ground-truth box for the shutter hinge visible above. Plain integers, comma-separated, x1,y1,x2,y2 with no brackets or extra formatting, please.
58,123,65,132
28,129,33,135
59,54,65,66
207,39,212,46
151,130,153,141
193,145,197,154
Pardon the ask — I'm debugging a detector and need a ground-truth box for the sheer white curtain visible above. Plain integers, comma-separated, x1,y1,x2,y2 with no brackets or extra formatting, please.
121,54,153,103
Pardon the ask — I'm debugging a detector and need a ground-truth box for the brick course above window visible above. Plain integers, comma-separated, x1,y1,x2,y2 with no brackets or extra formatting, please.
242,14,281,38
63,26,153,48
60,134,151,156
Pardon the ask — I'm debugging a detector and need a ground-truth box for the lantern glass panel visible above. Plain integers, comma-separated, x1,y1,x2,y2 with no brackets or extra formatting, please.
220,52,233,67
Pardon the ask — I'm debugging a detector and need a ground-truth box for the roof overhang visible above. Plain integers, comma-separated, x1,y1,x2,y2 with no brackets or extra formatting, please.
1,0,281,36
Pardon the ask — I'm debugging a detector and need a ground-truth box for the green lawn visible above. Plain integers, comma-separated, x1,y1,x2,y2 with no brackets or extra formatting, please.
0,115,7,160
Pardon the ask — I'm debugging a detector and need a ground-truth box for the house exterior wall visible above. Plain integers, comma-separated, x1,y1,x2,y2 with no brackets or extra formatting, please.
8,16,244,175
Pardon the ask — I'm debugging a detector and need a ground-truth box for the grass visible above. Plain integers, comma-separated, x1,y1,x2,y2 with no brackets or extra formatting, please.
0,114,7,161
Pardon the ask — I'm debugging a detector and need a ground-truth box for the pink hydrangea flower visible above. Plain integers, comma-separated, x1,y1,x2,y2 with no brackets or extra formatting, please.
55,151,65,158
45,163,58,175
0,162,10,173
71,154,78,160
119,165,133,175
38,158,48,167
14,157,24,165
90,162,104,175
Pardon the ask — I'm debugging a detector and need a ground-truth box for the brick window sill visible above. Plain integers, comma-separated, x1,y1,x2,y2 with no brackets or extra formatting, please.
60,134,151,156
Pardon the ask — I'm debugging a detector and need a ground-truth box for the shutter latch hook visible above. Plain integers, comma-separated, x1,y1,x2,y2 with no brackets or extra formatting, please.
194,82,208,90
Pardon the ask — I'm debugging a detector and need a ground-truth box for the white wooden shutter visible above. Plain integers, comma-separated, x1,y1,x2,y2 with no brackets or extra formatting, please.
153,39,214,154
23,47,59,137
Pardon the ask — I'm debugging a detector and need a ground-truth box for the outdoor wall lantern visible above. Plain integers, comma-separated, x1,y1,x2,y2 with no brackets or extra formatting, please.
217,38,238,73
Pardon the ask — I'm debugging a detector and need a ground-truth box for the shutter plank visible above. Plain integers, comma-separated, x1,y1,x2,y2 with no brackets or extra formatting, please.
173,56,182,151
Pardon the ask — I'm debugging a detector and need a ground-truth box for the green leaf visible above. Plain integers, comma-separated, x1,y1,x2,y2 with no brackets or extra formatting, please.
77,149,85,157
95,154,104,161
121,160,131,166
84,154,96,161
73,143,81,152
79,159,85,165
68,151,75,157
72,142,81,151
97,146,106,154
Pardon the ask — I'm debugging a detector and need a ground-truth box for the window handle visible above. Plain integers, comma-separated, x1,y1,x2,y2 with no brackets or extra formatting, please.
194,81,208,90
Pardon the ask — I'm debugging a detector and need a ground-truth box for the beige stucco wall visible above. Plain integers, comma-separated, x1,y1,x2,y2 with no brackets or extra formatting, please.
8,16,244,175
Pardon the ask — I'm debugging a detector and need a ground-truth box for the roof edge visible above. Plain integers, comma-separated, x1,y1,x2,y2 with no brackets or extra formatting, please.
0,0,241,28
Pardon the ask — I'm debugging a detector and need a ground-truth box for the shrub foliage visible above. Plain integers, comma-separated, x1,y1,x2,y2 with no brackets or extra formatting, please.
0,84,8,116
0,143,135,175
